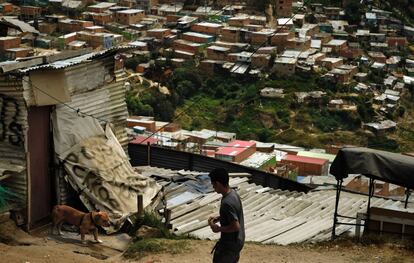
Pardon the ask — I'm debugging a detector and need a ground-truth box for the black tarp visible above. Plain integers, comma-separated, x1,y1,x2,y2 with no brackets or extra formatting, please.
330,147,414,189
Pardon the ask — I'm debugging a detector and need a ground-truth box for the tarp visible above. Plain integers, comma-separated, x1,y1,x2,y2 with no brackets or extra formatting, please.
330,147,414,189
52,109,161,233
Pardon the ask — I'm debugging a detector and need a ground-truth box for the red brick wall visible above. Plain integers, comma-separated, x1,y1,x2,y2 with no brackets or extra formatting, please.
387,37,407,48
251,33,269,45
147,29,171,39
206,48,227,60
0,37,20,51
234,144,256,163
221,29,240,42
191,24,222,35
173,40,199,54
280,159,326,176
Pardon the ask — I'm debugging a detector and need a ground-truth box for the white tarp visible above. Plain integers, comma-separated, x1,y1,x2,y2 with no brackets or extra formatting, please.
52,109,161,232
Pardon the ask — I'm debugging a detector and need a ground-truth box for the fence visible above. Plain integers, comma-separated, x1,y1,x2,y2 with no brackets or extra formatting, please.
128,143,312,193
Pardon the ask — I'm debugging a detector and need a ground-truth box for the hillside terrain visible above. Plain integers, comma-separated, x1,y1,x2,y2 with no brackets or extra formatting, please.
124,0,414,152
126,61,414,152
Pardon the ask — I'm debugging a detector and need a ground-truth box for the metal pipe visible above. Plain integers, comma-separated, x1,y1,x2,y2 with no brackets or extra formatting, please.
331,179,342,240
147,142,151,166
26,151,31,232
365,178,374,235
405,188,410,209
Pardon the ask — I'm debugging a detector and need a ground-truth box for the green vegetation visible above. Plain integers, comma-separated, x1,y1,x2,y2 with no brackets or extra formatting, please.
125,238,190,259
126,61,414,152
125,211,190,259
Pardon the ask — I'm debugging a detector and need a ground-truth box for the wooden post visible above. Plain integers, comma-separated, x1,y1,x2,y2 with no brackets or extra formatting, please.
164,208,172,229
147,142,151,166
331,179,342,240
404,188,410,209
137,194,144,218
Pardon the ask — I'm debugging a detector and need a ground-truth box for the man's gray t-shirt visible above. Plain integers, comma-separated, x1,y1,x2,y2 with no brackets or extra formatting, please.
219,189,245,247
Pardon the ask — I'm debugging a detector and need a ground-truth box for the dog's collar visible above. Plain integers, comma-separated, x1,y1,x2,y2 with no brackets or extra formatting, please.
89,212,98,226
80,212,97,226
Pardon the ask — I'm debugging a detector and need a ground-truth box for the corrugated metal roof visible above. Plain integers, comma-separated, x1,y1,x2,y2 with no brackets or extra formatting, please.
297,151,336,163
138,166,413,245
283,154,327,165
216,140,255,156
0,17,39,34
19,46,133,73
240,152,274,168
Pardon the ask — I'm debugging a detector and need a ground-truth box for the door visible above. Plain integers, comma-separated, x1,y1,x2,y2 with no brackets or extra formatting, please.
28,106,53,227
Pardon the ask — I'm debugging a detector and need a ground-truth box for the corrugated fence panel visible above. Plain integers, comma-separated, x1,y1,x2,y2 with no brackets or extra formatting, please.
129,144,149,166
0,77,28,208
150,146,193,171
128,144,311,192
63,73,128,148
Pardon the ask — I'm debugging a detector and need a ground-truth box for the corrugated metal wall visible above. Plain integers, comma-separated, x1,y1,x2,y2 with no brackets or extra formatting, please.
129,144,312,192
61,80,129,146
54,59,128,205
0,76,28,207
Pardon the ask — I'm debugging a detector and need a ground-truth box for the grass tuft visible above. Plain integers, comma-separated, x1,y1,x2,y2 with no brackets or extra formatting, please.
124,238,190,259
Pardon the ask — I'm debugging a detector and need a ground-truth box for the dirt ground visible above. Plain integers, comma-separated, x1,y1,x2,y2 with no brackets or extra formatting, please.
120,240,414,263
2,236,414,263
1,220,413,263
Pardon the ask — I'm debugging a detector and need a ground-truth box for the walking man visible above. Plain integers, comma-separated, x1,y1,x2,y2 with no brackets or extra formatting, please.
208,168,245,263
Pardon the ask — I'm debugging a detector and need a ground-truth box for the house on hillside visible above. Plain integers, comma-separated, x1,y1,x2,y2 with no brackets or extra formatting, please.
364,120,397,135
280,154,329,176
272,57,297,76
215,140,256,163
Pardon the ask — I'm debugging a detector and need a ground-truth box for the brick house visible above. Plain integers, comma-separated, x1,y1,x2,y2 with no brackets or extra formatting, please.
215,140,256,163
4,47,33,59
275,0,292,17
182,32,214,43
206,45,230,60
220,27,241,43
191,22,223,35
324,39,348,54
386,37,407,49
270,32,295,51
114,9,145,25
199,60,226,76
0,36,20,52
173,39,203,54
281,154,329,176
318,57,344,70
20,6,42,20
228,14,250,27
87,2,116,13
251,53,271,69
1,3,13,14
147,28,172,39
368,51,387,64
285,37,311,50
272,57,297,76
250,30,273,46
58,19,94,33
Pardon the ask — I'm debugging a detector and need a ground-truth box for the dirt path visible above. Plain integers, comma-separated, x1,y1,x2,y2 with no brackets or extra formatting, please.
2,238,413,263
1,219,413,263
121,239,413,263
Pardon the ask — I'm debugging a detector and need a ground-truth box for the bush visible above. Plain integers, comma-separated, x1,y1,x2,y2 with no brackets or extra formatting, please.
125,55,149,70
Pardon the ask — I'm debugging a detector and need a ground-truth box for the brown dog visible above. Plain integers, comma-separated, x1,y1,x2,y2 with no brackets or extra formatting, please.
52,205,110,244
